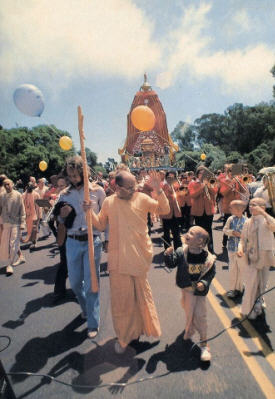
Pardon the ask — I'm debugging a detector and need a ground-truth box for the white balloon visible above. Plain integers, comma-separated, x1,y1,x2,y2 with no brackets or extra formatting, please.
13,84,45,117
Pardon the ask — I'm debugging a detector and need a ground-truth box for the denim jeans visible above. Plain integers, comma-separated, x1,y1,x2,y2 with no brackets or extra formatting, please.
66,235,102,330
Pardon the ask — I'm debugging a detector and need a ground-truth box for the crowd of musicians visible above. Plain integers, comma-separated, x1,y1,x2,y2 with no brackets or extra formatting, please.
0,159,274,361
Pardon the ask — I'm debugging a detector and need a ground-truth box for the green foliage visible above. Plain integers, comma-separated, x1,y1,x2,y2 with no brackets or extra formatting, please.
0,125,76,183
225,151,243,164
173,102,275,173
175,144,227,172
77,147,97,168
170,121,195,151
94,164,107,177
200,144,227,172
271,64,275,98
244,143,274,175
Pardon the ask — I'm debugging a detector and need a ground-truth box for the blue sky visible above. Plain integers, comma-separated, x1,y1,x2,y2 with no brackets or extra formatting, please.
0,0,274,163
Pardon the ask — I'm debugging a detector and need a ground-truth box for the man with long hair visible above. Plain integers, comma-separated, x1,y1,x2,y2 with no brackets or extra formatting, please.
58,156,106,339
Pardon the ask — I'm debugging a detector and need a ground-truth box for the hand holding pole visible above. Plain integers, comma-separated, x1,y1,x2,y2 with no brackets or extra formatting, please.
78,106,98,293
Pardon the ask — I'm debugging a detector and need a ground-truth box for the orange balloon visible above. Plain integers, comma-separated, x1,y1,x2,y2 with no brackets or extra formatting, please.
130,105,155,131
200,153,206,161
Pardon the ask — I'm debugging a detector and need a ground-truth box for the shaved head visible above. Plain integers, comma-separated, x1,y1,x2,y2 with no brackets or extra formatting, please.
115,171,136,187
192,226,209,246
250,197,266,208
115,172,137,200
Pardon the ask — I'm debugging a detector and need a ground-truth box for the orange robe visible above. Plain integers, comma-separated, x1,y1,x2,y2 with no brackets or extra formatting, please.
93,191,169,346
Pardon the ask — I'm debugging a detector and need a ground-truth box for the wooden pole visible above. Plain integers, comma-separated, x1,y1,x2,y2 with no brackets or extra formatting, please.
77,106,98,293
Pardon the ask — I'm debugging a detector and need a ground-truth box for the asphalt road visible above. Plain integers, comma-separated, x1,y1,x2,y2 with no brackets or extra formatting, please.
1,216,275,399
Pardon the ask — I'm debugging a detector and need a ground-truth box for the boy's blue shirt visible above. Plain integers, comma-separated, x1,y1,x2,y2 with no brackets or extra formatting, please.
227,215,247,252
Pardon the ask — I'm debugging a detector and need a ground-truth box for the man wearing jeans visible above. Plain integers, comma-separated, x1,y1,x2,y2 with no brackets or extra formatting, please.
58,156,106,339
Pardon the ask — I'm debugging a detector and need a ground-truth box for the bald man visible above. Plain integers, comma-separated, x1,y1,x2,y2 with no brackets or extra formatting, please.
91,171,170,353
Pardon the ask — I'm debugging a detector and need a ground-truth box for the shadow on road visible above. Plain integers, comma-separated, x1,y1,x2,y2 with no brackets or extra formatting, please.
215,247,229,263
22,264,58,285
151,236,163,247
215,293,243,309
14,338,159,397
231,311,273,352
8,316,87,398
69,339,159,394
146,332,209,376
2,291,76,330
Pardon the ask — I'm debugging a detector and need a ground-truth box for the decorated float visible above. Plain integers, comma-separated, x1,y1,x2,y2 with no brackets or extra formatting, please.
118,74,179,170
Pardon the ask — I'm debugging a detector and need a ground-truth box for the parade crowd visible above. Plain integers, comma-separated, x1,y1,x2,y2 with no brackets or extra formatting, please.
0,159,274,363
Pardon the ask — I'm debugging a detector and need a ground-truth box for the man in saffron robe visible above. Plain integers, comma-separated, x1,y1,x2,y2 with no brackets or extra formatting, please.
90,170,170,353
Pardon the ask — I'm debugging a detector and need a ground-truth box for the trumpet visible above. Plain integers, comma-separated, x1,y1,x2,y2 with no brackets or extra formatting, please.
209,177,217,185
242,174,251,183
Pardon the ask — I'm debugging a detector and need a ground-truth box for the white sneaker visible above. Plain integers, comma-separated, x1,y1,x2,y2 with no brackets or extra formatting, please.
114,340,126,354
12,256,26,266
6,265,14,276
200,346,211,362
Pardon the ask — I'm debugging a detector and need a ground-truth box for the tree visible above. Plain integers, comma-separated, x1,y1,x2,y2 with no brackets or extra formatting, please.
77,147,97,168
192,102,275,157
271,64,275,98
170,121,196,151
244,143,273,175
200,144,227,172
0,125,75,183
195,113,230,151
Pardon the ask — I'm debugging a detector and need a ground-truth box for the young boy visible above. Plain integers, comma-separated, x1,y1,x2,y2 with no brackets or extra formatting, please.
223,200,247,298
164,226,216,362
238,197,275,320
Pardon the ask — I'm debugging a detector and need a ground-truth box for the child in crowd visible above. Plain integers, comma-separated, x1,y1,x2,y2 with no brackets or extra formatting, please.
238,198,275,320
223,200,247,298
164,226,216,362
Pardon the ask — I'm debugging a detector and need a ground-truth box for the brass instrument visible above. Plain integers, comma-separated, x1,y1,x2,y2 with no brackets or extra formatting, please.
259,166,275,214
209,177,216,185
232,176,247,194
198,167,215,199
204,184,211,200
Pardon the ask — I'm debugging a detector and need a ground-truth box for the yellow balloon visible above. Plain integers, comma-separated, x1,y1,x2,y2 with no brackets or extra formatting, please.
200,153,206,161
39,160,48,171
59,136,73,151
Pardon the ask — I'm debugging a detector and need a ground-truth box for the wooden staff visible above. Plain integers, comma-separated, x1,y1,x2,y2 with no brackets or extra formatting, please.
78,106,99,293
